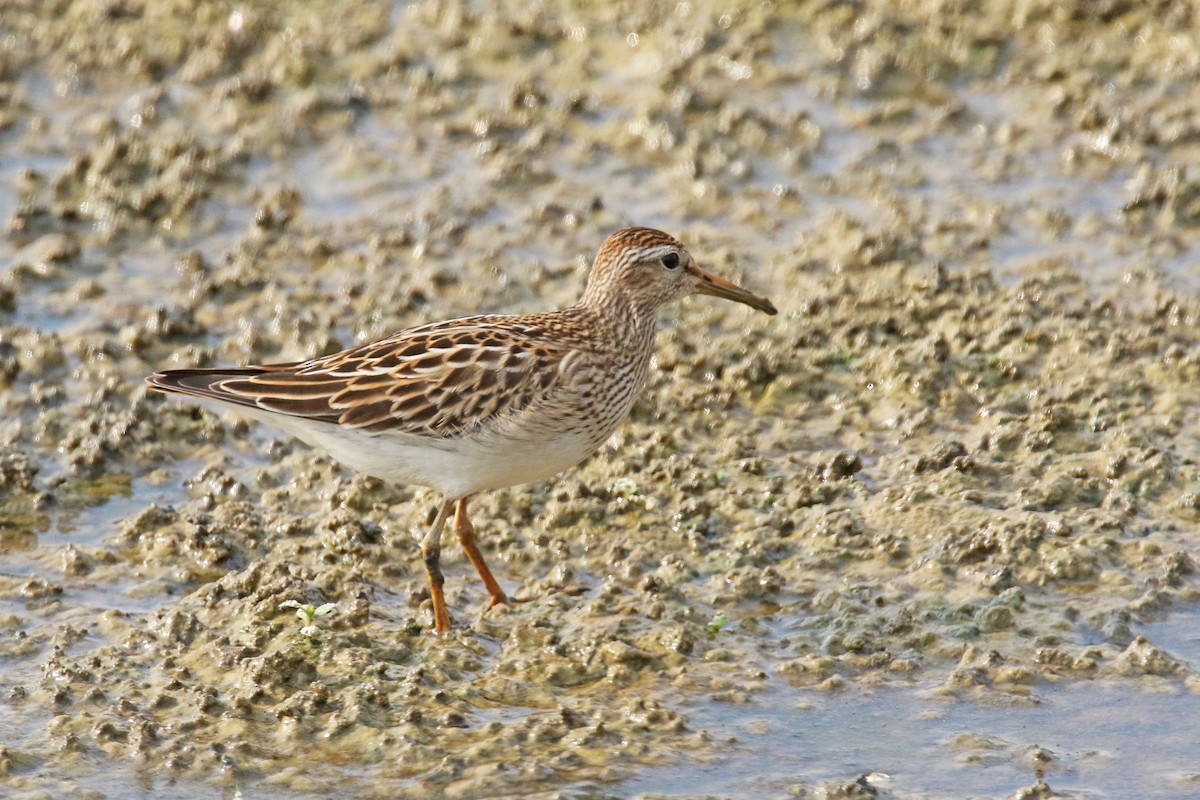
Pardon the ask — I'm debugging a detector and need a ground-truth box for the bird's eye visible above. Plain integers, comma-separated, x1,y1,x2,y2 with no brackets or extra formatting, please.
660,253,680,270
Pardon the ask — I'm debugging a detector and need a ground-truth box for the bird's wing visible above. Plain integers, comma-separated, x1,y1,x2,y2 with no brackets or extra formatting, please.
146,315,574,436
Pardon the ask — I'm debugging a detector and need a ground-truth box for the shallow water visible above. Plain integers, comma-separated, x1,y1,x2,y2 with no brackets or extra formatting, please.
618,671,1200,799
601,608,1200,799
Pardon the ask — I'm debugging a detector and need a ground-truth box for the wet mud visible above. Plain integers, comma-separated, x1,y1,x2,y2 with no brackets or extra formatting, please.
3,2,1200,798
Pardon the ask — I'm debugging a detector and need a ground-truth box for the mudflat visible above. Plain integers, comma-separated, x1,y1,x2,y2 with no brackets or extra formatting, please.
2,3,1199,798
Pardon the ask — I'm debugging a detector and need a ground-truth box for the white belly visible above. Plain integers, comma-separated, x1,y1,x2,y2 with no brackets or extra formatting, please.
221,402,603,498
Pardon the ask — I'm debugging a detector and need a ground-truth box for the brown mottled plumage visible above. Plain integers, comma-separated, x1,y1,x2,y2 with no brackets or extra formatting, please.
148,227,776,635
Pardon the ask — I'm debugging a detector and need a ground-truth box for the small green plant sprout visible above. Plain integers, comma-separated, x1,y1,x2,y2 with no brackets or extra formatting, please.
704,468,728,490
611,476,639,498
279,600,337,639
611,476,648,510
707,613,729,635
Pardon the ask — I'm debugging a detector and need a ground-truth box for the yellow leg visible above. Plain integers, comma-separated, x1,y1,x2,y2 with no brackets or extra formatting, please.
420,500,455,635
454,497,509,609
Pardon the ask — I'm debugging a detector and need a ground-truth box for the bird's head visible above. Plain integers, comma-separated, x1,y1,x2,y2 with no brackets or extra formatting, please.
583,227,777,317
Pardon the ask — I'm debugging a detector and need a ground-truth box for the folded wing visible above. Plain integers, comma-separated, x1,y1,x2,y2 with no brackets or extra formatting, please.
146,317,572,436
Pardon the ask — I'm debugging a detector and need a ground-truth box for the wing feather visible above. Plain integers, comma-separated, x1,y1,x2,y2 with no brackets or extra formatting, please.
146,316,575,437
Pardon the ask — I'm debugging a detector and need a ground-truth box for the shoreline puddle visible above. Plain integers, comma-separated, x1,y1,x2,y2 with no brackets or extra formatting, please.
615,672,1200,799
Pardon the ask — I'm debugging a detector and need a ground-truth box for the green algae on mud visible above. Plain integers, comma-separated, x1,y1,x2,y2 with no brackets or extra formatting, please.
3,1,1200,798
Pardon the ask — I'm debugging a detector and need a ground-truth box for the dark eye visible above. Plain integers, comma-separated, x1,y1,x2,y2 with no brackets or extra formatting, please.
660,253,680,270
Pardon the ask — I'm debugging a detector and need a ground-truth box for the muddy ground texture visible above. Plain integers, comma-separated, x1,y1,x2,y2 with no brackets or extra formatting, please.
3,1,1200,798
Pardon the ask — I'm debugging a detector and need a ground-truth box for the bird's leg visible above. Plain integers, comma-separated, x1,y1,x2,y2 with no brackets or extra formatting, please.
420,499,455,635
454,497,509,609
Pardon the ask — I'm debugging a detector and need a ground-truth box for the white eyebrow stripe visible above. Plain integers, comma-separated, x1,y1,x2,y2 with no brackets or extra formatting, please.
626,244,679,261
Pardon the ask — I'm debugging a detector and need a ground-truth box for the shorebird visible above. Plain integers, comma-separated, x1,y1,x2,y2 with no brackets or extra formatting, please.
147,227,777,634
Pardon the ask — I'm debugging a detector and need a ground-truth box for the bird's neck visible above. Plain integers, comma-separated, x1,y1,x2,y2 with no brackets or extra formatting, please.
575,291,659,352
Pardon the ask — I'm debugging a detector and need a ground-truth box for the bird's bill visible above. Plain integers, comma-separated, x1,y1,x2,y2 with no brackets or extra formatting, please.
691,265,778,315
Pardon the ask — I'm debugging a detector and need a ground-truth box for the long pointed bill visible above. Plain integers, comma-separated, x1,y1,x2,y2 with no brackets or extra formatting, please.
690,265,778,315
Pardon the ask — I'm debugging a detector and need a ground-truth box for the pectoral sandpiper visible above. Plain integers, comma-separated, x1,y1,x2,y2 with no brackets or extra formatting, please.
148,227,777,634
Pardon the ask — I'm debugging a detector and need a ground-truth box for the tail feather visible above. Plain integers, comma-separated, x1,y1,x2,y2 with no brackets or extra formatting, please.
146,367,270,411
